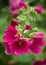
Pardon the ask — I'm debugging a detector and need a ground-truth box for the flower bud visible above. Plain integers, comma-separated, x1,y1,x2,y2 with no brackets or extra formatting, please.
35,6,43,14
23,24,32,32
8,61,13,65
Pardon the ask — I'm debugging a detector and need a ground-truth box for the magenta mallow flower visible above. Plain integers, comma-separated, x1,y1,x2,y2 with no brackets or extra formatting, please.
10,38,29,55
10,20,21,27
43,58,46,65
3,38,29,55
8,61,13,65
32,58,46,65
9,0,26,12
29,32,45,54
22,24,31,32
34,6,43,14
3,26,20,44
3,42,12,55
32,60,43,65
45,42,46,45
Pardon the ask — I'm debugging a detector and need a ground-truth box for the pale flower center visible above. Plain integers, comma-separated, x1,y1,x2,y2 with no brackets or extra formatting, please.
19,42,21,45
15,32,19,37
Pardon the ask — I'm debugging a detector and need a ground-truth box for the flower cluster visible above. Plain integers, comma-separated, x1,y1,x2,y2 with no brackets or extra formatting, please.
3,23,45,56
3,0,45,56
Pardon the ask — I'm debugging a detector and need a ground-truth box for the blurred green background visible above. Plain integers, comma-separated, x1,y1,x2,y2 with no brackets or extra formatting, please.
0,0,46,65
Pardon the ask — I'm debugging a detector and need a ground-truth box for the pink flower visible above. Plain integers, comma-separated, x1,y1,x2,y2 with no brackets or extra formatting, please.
10,20,21,27
45,42,46,45
9,0,26,12
9,0,24,7
3,26,20,44
32,58,46,65
34,32,45,46
22,24,31,32
3,38,29,55
10,38,29,55
32,60,43,65
34,6,43,14
3,42,12,55
8,61,13,65
29,32,45,54
43,58,46,65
